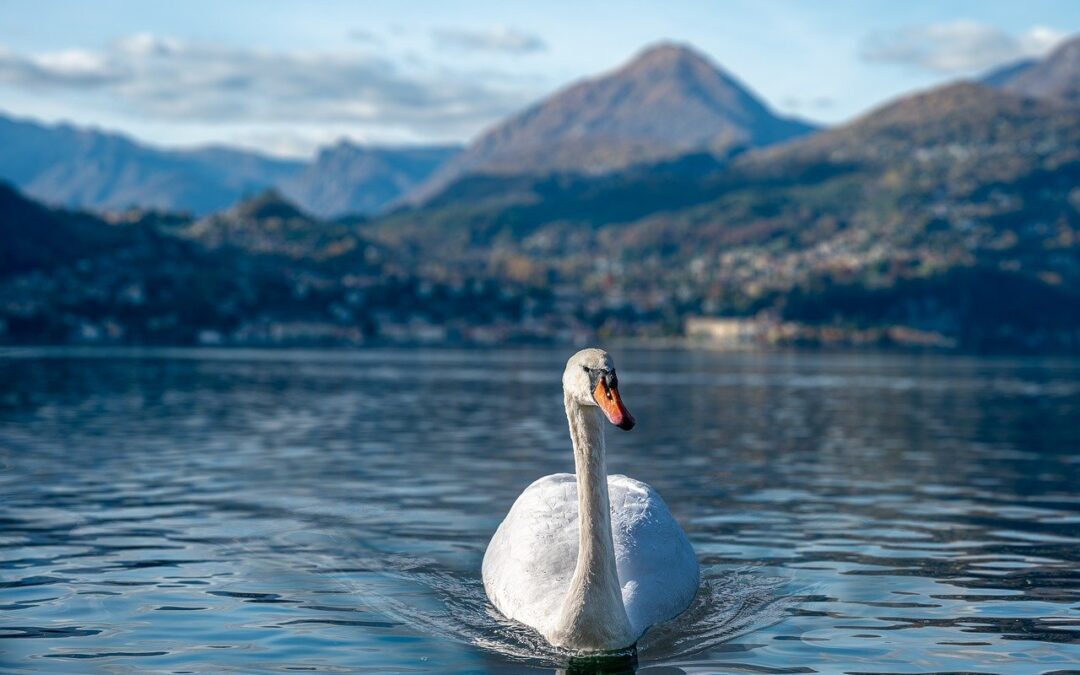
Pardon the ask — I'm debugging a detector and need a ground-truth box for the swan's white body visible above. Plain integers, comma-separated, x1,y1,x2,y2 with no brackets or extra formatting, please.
482,348,699,651
483,473,698,644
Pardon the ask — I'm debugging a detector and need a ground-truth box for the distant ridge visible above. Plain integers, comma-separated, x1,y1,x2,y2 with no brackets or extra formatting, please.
278,141,460,219
0,114,303,215
405,42,817,204
0,113,458,217
750,81,1069,169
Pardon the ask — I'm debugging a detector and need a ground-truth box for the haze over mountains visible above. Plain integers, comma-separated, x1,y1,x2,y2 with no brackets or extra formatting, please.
2,37,1079,350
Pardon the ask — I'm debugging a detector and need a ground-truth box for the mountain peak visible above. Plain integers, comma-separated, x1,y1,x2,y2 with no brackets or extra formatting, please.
622,41,715,70
404,42,816,204
612,41,741,91
232,188,308,221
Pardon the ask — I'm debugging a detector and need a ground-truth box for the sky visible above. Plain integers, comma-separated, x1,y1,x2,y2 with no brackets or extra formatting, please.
1,0,1078,158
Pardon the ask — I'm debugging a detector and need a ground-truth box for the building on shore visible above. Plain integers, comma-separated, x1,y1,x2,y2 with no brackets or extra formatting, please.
684,316,769,348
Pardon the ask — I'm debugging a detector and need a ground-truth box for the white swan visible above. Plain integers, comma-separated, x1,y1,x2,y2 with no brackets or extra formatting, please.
483,348,699,652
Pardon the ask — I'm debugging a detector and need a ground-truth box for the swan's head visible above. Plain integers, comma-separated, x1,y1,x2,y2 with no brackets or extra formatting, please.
563,348,635,431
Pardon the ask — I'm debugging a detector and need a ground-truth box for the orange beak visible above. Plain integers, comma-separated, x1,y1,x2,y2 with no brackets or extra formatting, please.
593,378,635,430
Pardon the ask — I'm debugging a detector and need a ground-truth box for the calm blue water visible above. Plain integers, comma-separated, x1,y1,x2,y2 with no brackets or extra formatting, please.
1,347,1078,674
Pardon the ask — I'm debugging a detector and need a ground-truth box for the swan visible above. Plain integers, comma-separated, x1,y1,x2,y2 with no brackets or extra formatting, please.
483,348,699,652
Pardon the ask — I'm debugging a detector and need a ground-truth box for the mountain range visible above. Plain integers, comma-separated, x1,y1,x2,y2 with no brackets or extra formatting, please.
353,41,1080,351
0,42,820,218
1,37,1079,350
4,37,1078,218
0,114,301,215
0,114,460,217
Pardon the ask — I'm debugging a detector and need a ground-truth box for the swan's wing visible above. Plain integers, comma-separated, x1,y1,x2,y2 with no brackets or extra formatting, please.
483,473,700,641
482,473,579,638
608,475,700,637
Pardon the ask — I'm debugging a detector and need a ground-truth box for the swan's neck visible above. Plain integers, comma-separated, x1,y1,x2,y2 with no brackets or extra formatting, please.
553,394,633,650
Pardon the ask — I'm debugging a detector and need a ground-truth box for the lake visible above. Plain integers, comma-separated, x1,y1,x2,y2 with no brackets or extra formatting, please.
1,347,1078,673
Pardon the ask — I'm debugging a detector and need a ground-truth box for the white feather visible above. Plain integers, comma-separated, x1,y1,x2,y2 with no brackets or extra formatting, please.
483,472,699,645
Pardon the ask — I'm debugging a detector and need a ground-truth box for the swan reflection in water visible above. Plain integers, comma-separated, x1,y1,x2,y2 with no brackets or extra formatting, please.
559,650,640,675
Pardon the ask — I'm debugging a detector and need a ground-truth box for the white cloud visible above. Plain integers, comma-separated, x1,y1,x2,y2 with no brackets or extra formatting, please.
1017,26,1067,56
0,34,535,138
114,33,182,57
0,46,125,87
431,26,546,54
860,21,1068,74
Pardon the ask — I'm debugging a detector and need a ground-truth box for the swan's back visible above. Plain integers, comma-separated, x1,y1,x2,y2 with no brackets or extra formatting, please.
483,474,699,641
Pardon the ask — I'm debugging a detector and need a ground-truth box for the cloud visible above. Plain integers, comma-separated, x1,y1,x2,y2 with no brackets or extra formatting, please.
431,26,546,54
0,33,534,138
0,46,126,87
860,21,1067,74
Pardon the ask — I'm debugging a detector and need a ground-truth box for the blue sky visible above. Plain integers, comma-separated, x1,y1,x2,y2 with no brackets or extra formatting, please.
1,0,1078,157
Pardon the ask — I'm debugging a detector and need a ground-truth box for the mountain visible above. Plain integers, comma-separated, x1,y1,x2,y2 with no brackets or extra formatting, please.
1,42,815,216
986,35,1080,104
4,62,1079,350
747,82,1074,173
278,142,460,218
0,183,544,345
0,114,304,215
0,182,128,277
368,81,1080,351
406,42,817,204
382,82,1072,247
980,59,1038,88
0,113,459,217
0,183,276,344
182,189,364,260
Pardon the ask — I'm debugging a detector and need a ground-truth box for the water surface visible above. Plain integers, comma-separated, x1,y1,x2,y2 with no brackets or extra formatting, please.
1,348,1078,673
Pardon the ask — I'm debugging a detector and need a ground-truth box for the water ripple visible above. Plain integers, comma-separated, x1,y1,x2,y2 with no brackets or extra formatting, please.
1,348,1077,673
